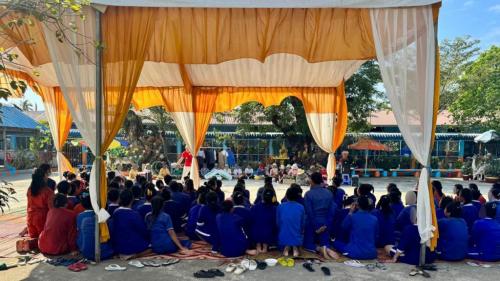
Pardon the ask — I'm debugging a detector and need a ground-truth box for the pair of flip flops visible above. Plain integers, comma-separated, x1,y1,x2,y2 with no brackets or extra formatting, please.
366,262,387,272
466,261,492,268
277,257,295,267
46,258,79,266
193,269,224,278
68,262,88,272
105,264,127,271
302,261,331,276
225,263,246,275
409,268,430,278
343,260,365,268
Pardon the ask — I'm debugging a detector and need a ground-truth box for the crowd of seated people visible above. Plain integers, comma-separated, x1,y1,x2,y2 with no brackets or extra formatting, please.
25,163,500,263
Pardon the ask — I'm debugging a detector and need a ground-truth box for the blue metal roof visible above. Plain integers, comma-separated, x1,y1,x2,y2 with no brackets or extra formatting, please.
0,106,40,130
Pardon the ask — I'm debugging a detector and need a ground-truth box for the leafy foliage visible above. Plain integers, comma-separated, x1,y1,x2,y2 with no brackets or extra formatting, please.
449,46,500,132
0,180,17,214
234,60,385,147
439,36,481,111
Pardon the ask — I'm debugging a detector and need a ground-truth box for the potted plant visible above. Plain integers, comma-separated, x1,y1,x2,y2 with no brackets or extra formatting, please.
484,159,500,183
461,160,473,180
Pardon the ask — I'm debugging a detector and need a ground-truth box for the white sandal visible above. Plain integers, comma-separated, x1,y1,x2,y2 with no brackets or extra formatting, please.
105,264,127,271
128,260,144,268
344,260,365,268
247,260,257,271
233,265,247,275
225,263,237,273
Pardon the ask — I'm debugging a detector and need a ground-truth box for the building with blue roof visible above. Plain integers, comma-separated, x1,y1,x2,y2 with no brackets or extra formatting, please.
0,105,40,165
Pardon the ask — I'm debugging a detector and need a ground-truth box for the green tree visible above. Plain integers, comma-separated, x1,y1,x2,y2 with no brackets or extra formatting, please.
235,60,385,146
18,99,33,111
449,46,500,132
439,36,481,110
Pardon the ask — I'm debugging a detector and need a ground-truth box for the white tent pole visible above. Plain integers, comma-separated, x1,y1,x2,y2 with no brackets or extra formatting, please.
94,8,103,264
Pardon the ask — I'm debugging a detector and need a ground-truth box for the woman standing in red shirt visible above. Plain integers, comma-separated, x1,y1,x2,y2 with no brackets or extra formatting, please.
38,194,77,255
26,171,54,238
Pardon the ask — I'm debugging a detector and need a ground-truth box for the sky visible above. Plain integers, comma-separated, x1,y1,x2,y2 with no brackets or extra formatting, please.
5,0,500,111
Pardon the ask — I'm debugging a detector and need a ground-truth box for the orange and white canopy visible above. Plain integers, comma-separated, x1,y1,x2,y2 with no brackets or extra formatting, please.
1,0,441,248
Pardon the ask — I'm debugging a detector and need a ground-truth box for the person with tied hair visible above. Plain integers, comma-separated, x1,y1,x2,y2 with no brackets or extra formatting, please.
373,195,396,248
469,201,500,261
216,200,256,257
459,188,479,234
38,194,77,255
137,183,157,219
436,201,468,261
196,191,221,252
332,195,378,260
250,188,278,253
185,186,209,241
277,185,305,257
26,171,54,238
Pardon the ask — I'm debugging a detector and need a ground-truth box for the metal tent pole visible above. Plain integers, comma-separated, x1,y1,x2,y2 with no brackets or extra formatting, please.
94,8,103,263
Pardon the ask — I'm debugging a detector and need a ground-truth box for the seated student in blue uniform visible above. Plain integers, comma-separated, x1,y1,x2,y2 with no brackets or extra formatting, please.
196,191,221,252
106,188,120,217
161,189,184,233
304,172,338,259
357,184,377,208
112,189,150,256
232,184,251,208
170,181,191,216
215,179,227,203
490,185,500,222
436,196,454,220
131,185,145,210
183,179,197,205
373,195,396,248
396,191,417,232
332,195,378,260
216,200,257,257
432,180,445,207
281,183,305,206
389,189,404,218
328,176,346,209
277,185,305,257
76,194,114,260
236,178,251,200
468,201,500,262
254,176,273,205
387,207,435,265
250,188,278,253
137,183,157,219
145,196,191,254
232,192,252,243
332,196,356,242
436,201,468,261
186,187,209,241
459,188,479,233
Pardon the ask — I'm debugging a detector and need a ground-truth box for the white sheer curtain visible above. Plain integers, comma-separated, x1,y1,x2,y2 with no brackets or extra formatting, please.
305,113,337,181
43,8,109,223
370,6,436,245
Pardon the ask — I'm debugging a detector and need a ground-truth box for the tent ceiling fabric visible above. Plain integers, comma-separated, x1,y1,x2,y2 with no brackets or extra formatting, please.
91,0,440,8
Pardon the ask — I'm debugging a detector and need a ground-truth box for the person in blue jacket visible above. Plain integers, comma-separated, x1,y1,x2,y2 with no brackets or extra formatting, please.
437,201,468,261
250,188,277,253
106,188,120,217
145,196,191,254
489,185,500,222
137,183,157,219
328,176,346,209
303,172,337,259
396,191,417,232
183,179,197,205
281,183,305,206
185,187,209,241
332,196,356,242
436,196,454,220
389,189,404,218
388,206,435,265
76,194,114,260
232,192,252,243
196,191,221,252
170,181,191,216
162,189,184,232
459,188,479,233
216,200,256,257
373,195,396,248
332,195,378,260
131,185,145,210
112,189,150,256
277,185,305,257
357,184,377,208
468,201,500,262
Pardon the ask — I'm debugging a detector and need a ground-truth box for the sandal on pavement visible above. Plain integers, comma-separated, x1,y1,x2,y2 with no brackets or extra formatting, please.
286,258,295,267
375,262,387,270
320,266,331,276
193,270,216,278
256,261,267,270
344,260,365,268
128,260,144,268
207,269,225,277
233,265,247,275
303,261,314,272
225,263,237,273
366,264,376,272
277,257,288,267
68,263,81,272
162,258,180,266
105,264,127,271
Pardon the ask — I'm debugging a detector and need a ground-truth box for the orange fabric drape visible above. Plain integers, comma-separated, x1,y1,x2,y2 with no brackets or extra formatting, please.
95,6,157,242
